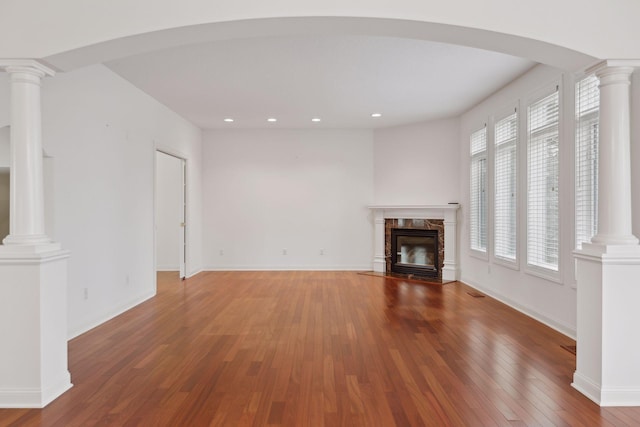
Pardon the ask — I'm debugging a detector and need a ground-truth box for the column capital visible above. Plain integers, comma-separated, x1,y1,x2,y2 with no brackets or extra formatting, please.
586,59,640,75
0,59,55,77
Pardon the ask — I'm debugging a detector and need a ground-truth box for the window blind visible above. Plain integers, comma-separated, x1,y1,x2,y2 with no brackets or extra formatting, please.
527,90,559,271
575,75,599,249
470,127,487,253
494,111,518,261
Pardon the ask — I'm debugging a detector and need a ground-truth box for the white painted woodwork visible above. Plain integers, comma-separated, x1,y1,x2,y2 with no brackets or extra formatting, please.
0,60,54,246
573,61,640,406
368,205,460,281
0,247,72,408
589,63,639,245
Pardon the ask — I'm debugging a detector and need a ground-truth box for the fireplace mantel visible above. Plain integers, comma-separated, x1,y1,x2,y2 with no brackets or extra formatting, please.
368,204,460,281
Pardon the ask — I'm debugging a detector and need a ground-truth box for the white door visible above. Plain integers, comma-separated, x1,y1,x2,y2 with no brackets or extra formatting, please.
155,151,187,278
179,158,186,279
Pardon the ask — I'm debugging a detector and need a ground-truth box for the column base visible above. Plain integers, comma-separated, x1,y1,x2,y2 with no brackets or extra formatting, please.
2,233,52,246
442,264,457,281
573,243,640,406
373,257,386,273
0,246,72,408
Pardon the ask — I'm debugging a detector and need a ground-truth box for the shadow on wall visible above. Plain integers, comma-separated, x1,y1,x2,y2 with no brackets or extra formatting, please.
0,172,7,241
0,126,8,241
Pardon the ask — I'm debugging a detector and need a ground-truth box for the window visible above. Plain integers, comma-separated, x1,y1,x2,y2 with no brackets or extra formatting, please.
470,126,488,253
494,111,518,262
527,89,560,271
575,75,599,249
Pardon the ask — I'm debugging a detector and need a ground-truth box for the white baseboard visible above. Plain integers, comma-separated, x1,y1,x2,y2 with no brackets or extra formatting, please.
0,375,72,408
156,267,179,272
459,276,576,339
573,372,640,406
202,265,371,271
572,371,602,405
186,268,203,278
68,291,155,340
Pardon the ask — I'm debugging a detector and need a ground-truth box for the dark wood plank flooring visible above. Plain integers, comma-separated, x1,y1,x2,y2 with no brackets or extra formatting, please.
1,271,639,426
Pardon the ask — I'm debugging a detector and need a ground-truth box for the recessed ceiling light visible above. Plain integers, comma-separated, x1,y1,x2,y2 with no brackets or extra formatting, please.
267,118,277,122
311,118,321,122
371,113,382,118
223,118,234,123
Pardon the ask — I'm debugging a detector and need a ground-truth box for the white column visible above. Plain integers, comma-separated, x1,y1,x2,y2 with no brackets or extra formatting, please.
591,65,638,246
0,60,71,408
1,60,54,246
573,60,640,407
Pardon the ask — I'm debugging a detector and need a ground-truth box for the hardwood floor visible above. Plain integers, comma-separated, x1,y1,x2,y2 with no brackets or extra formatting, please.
1,271,639,426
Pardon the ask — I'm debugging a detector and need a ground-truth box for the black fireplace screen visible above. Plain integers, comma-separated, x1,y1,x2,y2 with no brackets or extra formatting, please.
390,228,439,277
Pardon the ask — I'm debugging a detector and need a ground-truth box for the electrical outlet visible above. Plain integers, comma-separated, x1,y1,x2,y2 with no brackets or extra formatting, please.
320,249,324,255
282,248,287,255
219,249,224,256
125,275,130,286
83,288,88,300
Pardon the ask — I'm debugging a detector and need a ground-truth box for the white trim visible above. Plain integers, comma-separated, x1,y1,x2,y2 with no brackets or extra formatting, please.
186,268,203,279
468,248,489,261
459,277,576,339
523,79,563,282
368,205,460,281
203,265,372,271
572,372,602,405
68,291,155,340
156,267,179,272
586,59,640,75
492,256,520,271
0,59,56,76
0,376,72,408
600,388,640,407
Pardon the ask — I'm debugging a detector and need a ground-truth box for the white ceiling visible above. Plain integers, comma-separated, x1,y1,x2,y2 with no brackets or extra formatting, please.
106,35,535,130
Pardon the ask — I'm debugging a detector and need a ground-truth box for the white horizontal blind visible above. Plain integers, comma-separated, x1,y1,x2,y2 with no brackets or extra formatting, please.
575,75,599,249
527,90,559,271
470,127,488,253
494,111,518,261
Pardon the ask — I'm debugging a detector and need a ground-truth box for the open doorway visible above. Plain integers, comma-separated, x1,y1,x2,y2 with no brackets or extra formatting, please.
155,150,186,279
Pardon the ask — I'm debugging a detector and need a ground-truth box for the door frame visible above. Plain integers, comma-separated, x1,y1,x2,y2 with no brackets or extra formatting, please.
154,148,188,280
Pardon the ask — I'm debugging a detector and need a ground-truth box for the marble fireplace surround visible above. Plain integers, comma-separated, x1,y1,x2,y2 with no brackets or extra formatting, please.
368,205,460,281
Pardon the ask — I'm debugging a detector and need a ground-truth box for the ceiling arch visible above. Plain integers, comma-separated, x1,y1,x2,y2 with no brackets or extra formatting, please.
44,17,595,72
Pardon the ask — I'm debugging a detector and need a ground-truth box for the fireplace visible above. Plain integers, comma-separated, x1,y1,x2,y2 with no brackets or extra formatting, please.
369,205,460,281
390,228,439,278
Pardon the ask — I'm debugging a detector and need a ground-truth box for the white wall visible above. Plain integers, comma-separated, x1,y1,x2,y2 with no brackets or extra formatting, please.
155,151,183,271
374,118,460,205
39,64,202,338
203,129,373,270
458,64,579,337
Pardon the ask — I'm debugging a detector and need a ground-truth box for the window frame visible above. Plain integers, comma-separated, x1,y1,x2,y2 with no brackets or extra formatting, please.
469,124,489,259
524,82,563,283
492,104,520,270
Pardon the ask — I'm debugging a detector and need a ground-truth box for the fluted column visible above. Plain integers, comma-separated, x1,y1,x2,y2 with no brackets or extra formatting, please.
0,60,54,246
591,65,638,245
